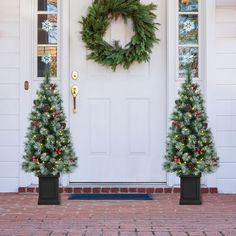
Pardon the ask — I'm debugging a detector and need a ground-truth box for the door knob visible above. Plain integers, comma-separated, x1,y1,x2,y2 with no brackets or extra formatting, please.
71,85,79,113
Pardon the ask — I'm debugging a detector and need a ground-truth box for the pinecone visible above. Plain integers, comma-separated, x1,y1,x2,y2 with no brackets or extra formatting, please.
35,134,44,142
184,104,192,112
45,162,53,171
31,121,40,128
178,134,186,142
60,122,66,129
50,84,57,91
43,104,50,112
188,162,194,170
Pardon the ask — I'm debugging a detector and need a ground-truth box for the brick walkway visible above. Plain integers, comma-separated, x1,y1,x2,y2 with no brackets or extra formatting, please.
0,194,235,236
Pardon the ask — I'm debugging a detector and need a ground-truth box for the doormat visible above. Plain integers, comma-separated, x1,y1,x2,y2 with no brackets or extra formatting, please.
68,193,153,200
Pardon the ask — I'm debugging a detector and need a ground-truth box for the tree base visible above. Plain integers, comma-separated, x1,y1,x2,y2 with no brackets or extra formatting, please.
179,175,201,205
38,175,60,205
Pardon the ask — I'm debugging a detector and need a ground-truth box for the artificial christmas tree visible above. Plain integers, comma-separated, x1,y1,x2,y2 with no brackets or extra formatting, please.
163,69,219,204
22,71,77,204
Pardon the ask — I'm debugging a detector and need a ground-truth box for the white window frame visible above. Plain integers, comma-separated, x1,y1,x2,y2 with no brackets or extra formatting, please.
176,0,202,81
33,0,61,81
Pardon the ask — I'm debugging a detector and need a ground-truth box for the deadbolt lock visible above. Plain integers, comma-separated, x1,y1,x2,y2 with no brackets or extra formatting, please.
71,71,78,80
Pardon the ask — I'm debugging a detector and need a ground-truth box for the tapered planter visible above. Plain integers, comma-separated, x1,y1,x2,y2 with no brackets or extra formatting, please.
38,174,60,205
180,174,201,205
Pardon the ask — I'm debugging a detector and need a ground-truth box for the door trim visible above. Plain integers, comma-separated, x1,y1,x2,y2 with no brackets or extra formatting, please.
60,0,70,186
61,0,171,187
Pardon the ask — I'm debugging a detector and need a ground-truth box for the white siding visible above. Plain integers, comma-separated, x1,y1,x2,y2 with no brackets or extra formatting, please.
215,6,236,193
0,0,20,192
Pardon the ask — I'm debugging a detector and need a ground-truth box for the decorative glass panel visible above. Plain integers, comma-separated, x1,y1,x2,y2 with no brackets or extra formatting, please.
37,0,58,78
179,15,198,45
38,14,57,44
179,0,198,12
178,0,199,79
179,47,198,78
37,46,57,77
38,0,57,12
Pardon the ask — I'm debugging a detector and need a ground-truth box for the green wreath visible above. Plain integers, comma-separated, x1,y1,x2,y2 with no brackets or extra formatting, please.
80,0,160,71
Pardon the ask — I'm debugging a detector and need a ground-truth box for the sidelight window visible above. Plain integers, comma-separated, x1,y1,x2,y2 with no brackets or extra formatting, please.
37,0,58,78
178,0,199,79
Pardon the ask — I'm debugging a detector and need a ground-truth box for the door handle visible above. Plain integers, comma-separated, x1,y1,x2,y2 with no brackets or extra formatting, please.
71,85,79,113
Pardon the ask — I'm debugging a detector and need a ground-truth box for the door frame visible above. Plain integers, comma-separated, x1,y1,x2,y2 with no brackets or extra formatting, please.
59,0,170,186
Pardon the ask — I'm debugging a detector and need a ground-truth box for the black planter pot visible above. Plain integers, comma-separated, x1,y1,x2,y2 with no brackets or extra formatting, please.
38,174,60,205
180,174,201,205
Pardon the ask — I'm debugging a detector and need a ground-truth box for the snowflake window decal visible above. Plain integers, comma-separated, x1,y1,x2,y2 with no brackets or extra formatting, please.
183,20,195,33
41,53,52,64
42,19,54,32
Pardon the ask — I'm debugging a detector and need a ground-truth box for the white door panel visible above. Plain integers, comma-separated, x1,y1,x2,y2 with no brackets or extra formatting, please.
69,0,166,182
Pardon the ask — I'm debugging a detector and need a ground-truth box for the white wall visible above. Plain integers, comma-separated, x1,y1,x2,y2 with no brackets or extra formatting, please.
0,0,20,192
214,4,236,193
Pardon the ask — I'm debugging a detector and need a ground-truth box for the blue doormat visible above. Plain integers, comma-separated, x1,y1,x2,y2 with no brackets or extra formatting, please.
68,193,153,200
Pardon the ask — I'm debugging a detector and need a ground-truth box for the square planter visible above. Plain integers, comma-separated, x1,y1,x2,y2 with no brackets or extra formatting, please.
38,174,60,205
180,174,201,205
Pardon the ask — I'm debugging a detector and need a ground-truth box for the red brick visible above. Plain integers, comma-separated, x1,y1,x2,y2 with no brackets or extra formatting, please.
92,188,101,193
27,187,35,193
74,188,82,193
0,193,235,234
120,188,128,193
65,188,73,193
111,188,119,193
155,188,163,193
173,188,180,193
58,187,63,193
101,188,110,193
137,188,146,193
164,188,172,193
83,188,92,193
129,188,137,193
18,187,26,193
209,188,218,193
201,188,209,194
147,188,155,194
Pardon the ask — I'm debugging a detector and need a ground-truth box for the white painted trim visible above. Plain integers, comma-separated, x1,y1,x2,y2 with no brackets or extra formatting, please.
205,0,218,188
166,0,178,187
60,0,70,187
19,0,34,187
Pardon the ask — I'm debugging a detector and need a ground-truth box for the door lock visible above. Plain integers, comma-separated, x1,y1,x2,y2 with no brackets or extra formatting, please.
71,71,78,80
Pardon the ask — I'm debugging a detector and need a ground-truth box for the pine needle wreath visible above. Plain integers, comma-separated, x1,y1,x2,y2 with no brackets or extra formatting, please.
80,0,160,71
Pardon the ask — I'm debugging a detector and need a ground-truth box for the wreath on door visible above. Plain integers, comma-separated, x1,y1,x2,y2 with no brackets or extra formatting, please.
80,0,160,71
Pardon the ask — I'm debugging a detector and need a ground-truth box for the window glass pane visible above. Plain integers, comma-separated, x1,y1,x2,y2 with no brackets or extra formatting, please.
179,15,198,45
38,0,57,12
179,47,198,78
179,0,198,12
38,14,57,44
37,46,57,77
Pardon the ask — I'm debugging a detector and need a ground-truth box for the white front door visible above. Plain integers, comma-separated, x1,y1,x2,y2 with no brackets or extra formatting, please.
69,0,167,183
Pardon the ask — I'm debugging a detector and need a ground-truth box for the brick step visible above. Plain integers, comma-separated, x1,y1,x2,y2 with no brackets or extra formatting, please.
18,186,218,194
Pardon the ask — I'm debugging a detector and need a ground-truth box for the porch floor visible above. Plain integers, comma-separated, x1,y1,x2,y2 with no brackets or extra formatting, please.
0,193,235,236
